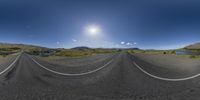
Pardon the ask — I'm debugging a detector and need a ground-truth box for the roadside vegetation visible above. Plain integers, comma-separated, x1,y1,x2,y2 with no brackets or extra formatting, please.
27,46,121,57
0,43,121,57
44,49,120,57
128,50,176,55
0,45,21,64
128,49,200,60
0,43,48,57
176,55,200,60
0,47,21,57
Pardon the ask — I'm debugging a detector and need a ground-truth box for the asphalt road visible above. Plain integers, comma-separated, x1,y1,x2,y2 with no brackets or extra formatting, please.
132,54,200,80
0,52,200,100
31,54,116,74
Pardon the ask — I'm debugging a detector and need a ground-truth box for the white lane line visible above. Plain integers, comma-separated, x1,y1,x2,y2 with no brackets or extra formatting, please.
0,54,20,75
29,55,113,76
133,61,200,81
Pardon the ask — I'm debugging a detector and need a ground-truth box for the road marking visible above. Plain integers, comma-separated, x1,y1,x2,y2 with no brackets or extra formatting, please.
133,61,200,81
0,54,20,75
29,55,113,76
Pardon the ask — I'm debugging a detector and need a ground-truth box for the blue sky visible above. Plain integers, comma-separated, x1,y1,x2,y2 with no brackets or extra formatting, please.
0,0,200,49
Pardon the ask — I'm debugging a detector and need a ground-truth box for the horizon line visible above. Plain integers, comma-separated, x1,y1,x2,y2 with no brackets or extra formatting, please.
0,41,197,50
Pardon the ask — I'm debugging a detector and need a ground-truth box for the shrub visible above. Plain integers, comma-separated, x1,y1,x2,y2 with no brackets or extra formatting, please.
2,54,7,57
189,55,196,59
171,50,176,54
128,50,134,54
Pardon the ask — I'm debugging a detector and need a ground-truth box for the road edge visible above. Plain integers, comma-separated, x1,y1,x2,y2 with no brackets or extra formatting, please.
0,53,21,75
28,54,114,76
133,61,200,81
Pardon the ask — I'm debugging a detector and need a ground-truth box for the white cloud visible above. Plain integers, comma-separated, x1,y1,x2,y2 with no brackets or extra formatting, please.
126,42,132,46
56,41,60,45
72,39,77,42
134,42,137,45
120,41,125,44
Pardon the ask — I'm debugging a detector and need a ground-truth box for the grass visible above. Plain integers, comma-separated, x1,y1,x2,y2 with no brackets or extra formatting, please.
128,50,176,55
0,52,20,65
54,49,120,57
29,48,121,57
128,49,200,60
176,55,200,60
0,47,21,57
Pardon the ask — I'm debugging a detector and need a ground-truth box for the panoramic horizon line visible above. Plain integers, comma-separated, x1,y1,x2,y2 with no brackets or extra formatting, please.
0,41,195,50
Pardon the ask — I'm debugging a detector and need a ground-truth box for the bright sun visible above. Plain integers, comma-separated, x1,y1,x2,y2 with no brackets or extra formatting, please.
86,25,100,36
89,27,98,34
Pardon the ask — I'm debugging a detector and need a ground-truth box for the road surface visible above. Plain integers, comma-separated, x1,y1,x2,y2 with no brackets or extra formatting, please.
0,52,200,100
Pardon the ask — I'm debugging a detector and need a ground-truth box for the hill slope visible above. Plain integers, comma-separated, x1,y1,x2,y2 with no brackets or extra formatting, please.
185,43,200,50
0,43,47,50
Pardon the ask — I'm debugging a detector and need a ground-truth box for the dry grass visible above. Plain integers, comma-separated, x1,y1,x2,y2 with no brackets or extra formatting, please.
54,49,120,57
128,50,176,55
176,55,200,60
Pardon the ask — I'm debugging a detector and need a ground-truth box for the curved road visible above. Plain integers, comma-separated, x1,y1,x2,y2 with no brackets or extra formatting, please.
30,54,116,74
0,52,200,100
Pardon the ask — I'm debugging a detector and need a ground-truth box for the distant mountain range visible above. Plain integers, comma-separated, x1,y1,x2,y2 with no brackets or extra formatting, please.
1,42,199,50
71,46,92,50
0,43,47,50
184,42,200,50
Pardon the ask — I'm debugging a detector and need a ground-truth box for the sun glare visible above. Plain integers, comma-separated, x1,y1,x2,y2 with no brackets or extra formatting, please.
86,25,100,36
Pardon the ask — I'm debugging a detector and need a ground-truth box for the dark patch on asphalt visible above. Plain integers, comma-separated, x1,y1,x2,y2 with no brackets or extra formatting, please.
33,76,51,86
42,74,54,78
190,89,195,92
1,82,5,86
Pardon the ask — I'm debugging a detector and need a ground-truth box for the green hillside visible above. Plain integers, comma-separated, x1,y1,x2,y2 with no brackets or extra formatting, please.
184,43,200,50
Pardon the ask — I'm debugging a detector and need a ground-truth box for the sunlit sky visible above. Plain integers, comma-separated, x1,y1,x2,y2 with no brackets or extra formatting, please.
0,0,200,49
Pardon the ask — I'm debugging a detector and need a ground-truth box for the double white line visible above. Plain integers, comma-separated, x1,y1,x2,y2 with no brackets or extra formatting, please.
29,55,114,76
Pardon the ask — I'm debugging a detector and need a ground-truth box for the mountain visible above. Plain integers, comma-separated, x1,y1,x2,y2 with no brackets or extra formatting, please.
0,43,48,51
127,48,140,50
71,46,92,51
184,43,200,50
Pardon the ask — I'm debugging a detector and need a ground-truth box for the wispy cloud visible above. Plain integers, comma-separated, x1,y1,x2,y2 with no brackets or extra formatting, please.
120,41,137,47
126,42,132,46
72,39,77,42
120,41,125,44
